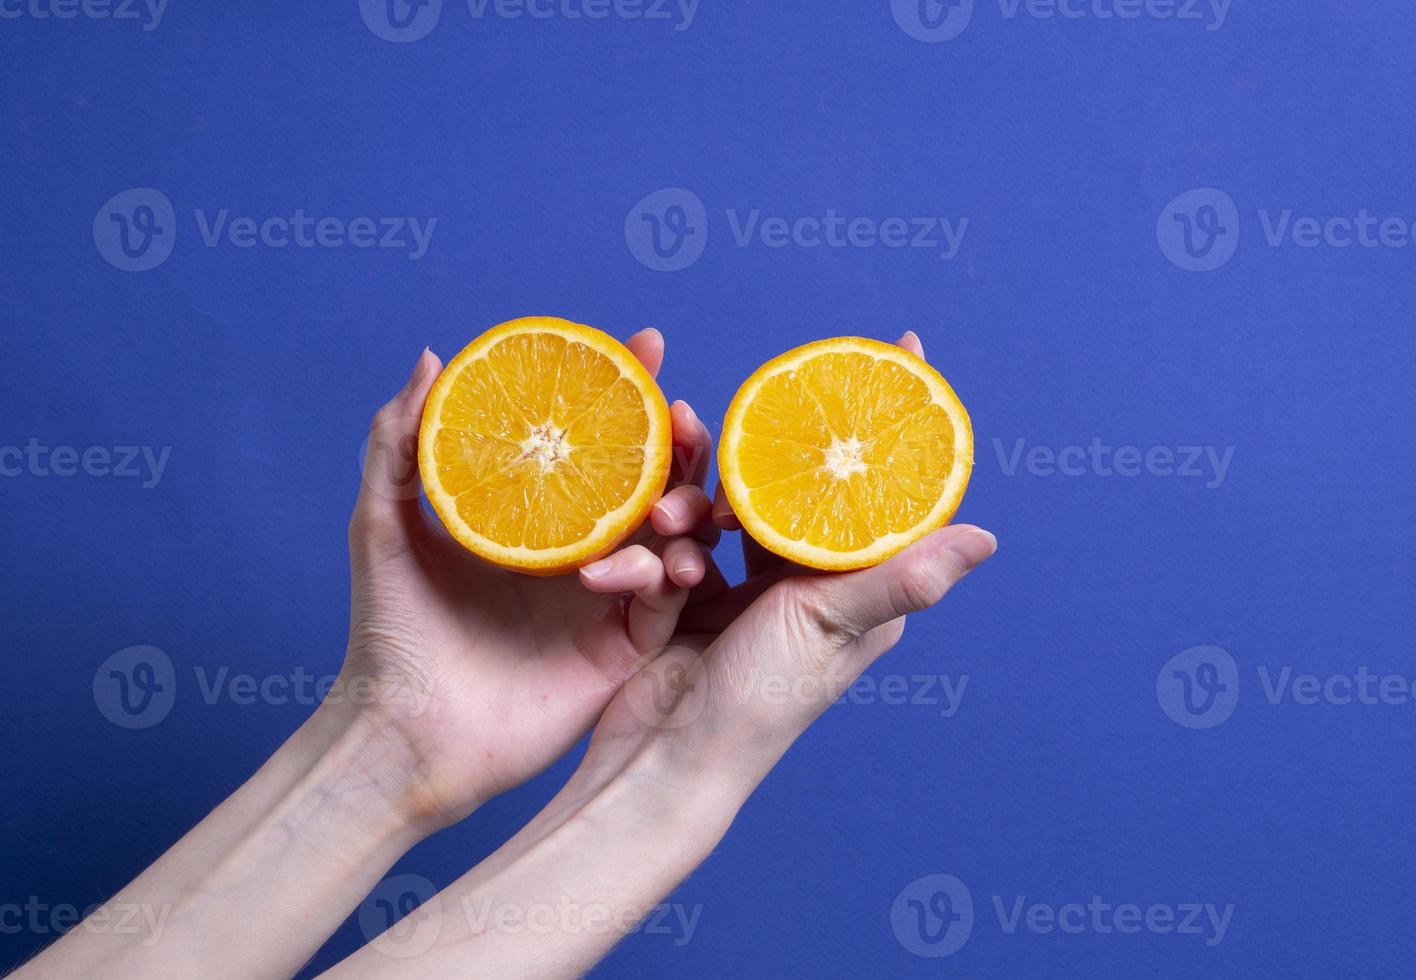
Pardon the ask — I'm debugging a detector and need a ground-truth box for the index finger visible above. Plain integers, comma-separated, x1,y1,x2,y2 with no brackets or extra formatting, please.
668,400,713,489
897,330,924,358
625,327,665,380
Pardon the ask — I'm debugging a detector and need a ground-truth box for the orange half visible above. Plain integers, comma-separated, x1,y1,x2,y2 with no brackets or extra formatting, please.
419,317,672,575
718,336,973,571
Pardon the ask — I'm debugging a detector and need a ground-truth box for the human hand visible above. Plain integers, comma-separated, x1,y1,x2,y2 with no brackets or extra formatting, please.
322,334,995,978
340,328,719,830
586,332,996,797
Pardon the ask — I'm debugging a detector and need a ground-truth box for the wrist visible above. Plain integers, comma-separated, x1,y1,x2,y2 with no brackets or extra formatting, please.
375,741,735,975
574,729,745,859
203,714,428,898
316,652,490,834
67,701,443,980
307,698,465,841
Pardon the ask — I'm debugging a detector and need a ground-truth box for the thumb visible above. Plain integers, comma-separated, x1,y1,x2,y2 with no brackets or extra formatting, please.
351,348,442,553
793,524,997,648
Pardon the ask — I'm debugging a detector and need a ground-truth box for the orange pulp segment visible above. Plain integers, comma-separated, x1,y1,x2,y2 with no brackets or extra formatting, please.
419,317,672,574
718,336,973,570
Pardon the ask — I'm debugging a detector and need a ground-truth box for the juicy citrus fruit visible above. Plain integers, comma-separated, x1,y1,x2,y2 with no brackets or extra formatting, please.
718,336,973,571
419,317,672,575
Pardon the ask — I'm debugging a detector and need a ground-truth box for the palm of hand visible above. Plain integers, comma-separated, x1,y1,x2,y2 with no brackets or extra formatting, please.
344,335,713,825
585,332,970,762
350,530,672,813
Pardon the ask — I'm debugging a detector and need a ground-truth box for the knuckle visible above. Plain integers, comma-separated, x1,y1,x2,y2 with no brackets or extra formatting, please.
370,399,401,435
348,508,386,548
348,501,407,556
770,578,855,649
659,486,707,530
681,485,711,513
662,537,696,565
623,543,657,566
622,545,661,582
895,556,948,613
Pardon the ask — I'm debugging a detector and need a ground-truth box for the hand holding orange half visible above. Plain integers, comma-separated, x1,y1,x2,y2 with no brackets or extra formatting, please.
342,323,715,828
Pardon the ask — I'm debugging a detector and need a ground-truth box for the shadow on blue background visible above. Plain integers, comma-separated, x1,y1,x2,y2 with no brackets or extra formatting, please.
3,1,1415,976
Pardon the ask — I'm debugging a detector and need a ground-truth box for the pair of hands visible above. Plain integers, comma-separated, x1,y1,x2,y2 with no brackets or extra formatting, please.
347,328,998,836
19,328,995,980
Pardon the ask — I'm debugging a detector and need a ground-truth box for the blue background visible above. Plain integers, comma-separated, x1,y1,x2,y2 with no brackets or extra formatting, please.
4,1,1415,976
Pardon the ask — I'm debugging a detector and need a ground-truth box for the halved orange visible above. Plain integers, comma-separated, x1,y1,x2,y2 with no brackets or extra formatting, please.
718,337,973,571
419,317,672,575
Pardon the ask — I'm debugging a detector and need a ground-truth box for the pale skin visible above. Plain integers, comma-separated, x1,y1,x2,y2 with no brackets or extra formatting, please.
17,330,996,980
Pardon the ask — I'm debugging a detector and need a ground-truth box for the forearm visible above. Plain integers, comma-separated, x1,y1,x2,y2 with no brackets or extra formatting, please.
20,701,436,980
322,737,739,980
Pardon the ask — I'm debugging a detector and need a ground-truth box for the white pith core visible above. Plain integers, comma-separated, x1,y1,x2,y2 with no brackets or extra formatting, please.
519,421,571,472
824,436,867,479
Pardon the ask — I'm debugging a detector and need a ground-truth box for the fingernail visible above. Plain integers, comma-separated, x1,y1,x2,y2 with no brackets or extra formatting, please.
674,400,698,425
580,557,614,579
655,496,687,525
672,558,700,579
404,347,431,390
945,529,997,572
900,330,920,346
